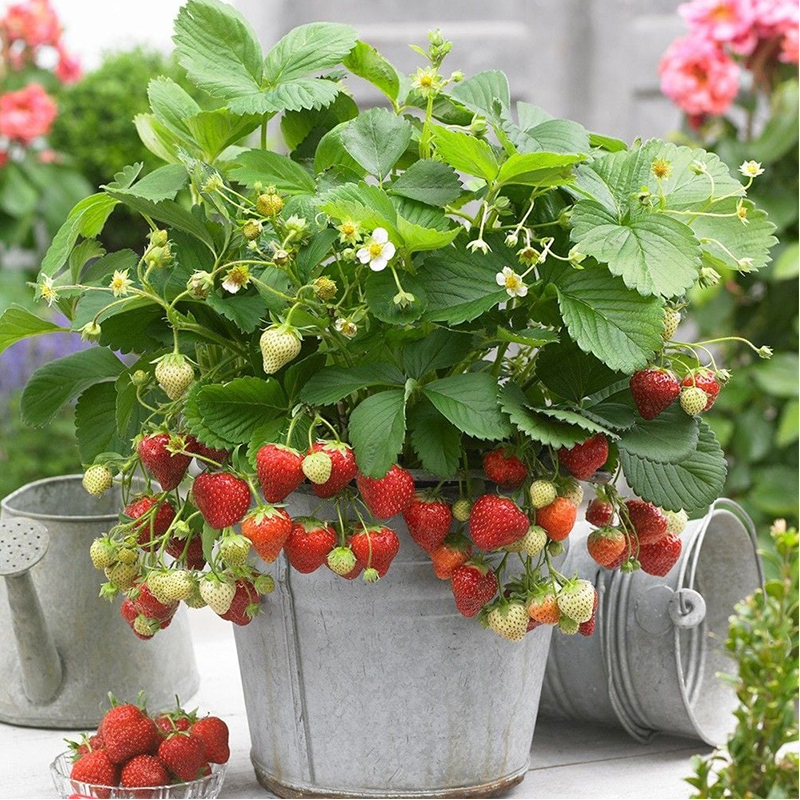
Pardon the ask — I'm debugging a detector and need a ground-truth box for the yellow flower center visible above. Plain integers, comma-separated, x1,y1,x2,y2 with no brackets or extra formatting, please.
342,222,356,235
369,242,384,257
420,75,433,87
737,206,748,220
505,274,522,290
651,158,672,179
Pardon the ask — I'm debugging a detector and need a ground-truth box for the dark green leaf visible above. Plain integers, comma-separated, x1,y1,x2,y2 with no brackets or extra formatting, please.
402,329,475,379
536,339,624,401
205,292,267,333
618,404,700,464
408,399,462,479
389,159,462,206
349,389,406,477
300,362,405,405
0,305,66,355
229,149,316,194
365,269,428,324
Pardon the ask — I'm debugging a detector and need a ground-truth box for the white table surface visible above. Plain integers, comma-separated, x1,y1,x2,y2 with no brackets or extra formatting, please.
0,612,708,799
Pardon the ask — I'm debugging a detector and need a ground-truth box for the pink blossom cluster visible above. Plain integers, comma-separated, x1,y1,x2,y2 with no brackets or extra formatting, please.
659,0,798,118
0,83,57,144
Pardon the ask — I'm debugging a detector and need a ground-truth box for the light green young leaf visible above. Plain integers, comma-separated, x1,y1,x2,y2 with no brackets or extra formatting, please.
408,399,462,479
0,305,67,355
126,164,188,202
503,103,590,155
229,149,316,194
314,122,368,176
495,327,559,349
448,70,510,118
341,107,412,180
389,159,462,207
343,40,401,104
134,113,183,164
300,362,405,405
148,76,200,138
183,109,262,161
396,216,461,253
497,151,584,187
555,265,664,374
349,389,407,477
431,126,498,182
263,22,357,84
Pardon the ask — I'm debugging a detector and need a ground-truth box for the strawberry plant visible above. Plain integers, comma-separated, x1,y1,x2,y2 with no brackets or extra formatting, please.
0,0,778,641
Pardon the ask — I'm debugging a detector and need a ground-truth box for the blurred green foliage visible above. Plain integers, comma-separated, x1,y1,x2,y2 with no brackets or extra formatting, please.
684,79,798,531
687,522,798,798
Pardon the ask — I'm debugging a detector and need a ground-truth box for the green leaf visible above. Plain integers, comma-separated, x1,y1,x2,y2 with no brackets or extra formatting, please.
196,377,285,446
294,229,339,282
431,126,498,182
0,305,66,355
248,414,312,465
408,399,462,479
134,113,183,164
497,152,584,187
183,109,262,161
183,384,235,449
422,373,511,440
349,389,407,477
82,249,138,285
314,122,368,176
417,242,507,325
589,132,627,152
495,326,559,349
396,215,461,253
281,92,359,151
618,404,699,464
173,0,264,105
536,339,623,401
772,241,799,281
148,76,200,138
264,22,357,84
555,266,663,373
389,159,462,206
364,269,428,324
204,292,267,333
300,362,405,405
776,399,799,448
229,149,316,194
402,329,475,379
317,181,398,235
341,107,412,180
447,70,510,119
752,353,798,398
571,201,701,298
126,164,188,202
343,40,400,103
284,354,327,402
258,78,341,115
620,422,726,512
21,348,125,427
75,382,129,463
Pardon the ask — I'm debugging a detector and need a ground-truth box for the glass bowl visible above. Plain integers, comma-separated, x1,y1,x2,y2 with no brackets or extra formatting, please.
50,752,226,799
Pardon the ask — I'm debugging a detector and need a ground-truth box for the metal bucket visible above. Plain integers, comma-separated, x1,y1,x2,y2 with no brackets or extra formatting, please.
0,475,199,728
233,483,552,798
539,498,762,745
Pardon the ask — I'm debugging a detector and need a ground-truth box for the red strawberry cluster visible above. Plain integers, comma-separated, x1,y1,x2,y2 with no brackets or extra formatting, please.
120,582,177,640
630,366,722,420
66,699,229,795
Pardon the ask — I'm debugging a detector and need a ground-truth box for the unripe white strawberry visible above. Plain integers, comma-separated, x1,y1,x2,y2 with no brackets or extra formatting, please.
558,616,579,635
260,325,301,374
159,569,195,602
556,579,595,624
199,577,236,615
302,451,332,484
327,546,357,576
155,353,194,400
254,574,275,595
452,498,471,522
105,561,139,591
529,480,557,509
220,535,250,568
520,525,547,557
83,465,112,496
89,538,116,569
133,615,159,637
487,603,529,642
561,479,584,507
662,308,680,341
183,585,207,609
664,508,688,536
680,386,708,416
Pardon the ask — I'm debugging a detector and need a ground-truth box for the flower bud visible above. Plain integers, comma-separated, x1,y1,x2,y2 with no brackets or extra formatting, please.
132,369,149,386
256,192,283,217
149,229,168,247
243,220,263,241
80,321,102,342
313,276,337,301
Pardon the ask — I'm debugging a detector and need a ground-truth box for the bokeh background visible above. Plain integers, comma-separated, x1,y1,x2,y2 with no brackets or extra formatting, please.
0,0,797,532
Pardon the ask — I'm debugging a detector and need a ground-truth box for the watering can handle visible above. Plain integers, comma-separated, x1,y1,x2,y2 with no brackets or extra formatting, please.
0,518,63,705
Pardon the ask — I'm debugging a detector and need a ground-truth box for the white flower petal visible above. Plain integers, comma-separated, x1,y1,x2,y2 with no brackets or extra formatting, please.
222,279,240,293
382,242,396,260
356,248,370,264
505,287,516,298
372,227,388,244
370,257,387,272
495,272,506,287
502,266,514,277
516,284,528,297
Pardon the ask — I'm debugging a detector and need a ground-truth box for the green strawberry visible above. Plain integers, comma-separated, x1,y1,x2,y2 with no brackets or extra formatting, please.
83,465,112,496
561,479,584,507
326,546,357,576
259,325,301,374
90,537,116,570
302,451,332,485
487,603,529,642
680,386,708,416
662,307,680,341
219,535,251,568
664,508,688,536
452,498,472,522
105,561,139,591
529,480,557,509
154,353,194,400
556,579,595,623
199,577,235,615
158,570,195,602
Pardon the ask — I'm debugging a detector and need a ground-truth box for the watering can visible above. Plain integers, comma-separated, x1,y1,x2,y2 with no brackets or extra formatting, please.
0,475,199,729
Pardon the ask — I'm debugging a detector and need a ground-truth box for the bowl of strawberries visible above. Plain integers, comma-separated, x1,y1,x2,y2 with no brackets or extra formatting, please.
50,698,229,799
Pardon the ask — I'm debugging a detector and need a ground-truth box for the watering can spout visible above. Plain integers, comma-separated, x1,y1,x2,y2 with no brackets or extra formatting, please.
0,519,63,705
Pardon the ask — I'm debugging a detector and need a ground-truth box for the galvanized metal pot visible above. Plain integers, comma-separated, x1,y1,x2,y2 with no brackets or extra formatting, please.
540,499,762,745
233,483,552,798
0,475,199,728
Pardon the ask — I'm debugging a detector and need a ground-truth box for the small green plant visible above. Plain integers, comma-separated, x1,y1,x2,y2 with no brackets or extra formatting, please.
687,520,799,799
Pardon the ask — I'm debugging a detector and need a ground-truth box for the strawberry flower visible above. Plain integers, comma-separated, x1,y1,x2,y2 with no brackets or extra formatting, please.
495,267,528,298
357,228,395,272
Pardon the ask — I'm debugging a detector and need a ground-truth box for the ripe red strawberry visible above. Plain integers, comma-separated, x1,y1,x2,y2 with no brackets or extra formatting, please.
357,464,415,519
154,711,192,737
185,434,229,465
284,518,337,573
125,496,176,550
451,562,498,617
100,704,159,764
527,588,561,625
192,472,250,529
527,618,543,633
191,717,230,764
137,433,191,491
639,534,682,576
430,535,472,580
69,732,105,760
558,434,609,480
625,499,668,545
351,525,400,579
536,497,577,541
681,369,720,411
242,506,292,563
256,444,305,503
308,441,357,498
402,493,452,553
120,754,170,788
158,732,206,781
587,527,627,567
468,495,529,550
70,750,119,795
586,498,613,527
166,532,206,569
220,579,260,626
630,368,680,420
482,447,527,488
120,598,152,640
578,589,600,637
605,532,636,570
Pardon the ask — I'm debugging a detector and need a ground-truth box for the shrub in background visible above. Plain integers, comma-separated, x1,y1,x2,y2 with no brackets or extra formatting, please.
660,0,798,530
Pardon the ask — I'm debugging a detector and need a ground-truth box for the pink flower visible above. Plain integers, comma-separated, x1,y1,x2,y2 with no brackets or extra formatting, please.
55,45,81,83
679,0,758,54
0,151,8,169
38,148,58,163
1,0,61,48
0,83,58,144
659,35,740,116
780,22,799,62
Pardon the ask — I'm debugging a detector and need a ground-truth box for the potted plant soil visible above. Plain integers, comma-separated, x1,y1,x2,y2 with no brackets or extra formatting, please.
0,0,777,795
